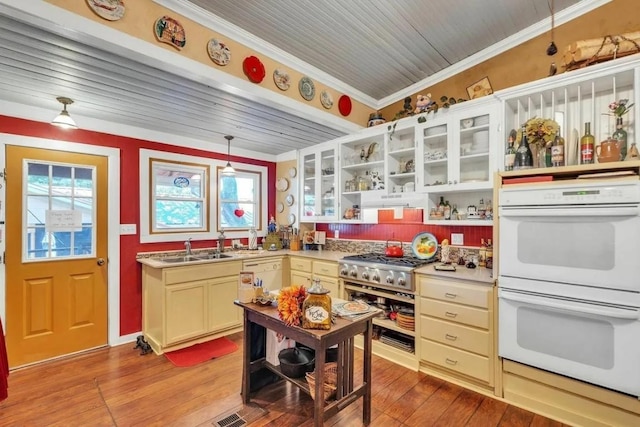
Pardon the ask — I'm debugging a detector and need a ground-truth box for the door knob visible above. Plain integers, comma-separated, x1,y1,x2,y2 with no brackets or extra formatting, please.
97,258,106,266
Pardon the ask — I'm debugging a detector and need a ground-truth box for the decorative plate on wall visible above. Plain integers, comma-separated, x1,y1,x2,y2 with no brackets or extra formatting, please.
207,38,231,66
243,56,266,83
86,0,125,21
338,95,352,116
320,90,334,109
273,68,291,91
276,177,289,192
288,167,297,178
277,202,285,213
154,16,186,49
298,76,315,101
285,194,295,206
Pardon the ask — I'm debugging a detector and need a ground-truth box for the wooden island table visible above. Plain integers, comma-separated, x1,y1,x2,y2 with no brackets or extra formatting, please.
234,300,378,426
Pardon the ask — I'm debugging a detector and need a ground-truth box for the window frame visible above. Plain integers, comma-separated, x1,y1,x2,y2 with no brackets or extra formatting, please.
217,166,263,233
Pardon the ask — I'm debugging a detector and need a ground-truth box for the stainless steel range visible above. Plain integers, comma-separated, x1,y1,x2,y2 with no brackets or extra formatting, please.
339,253,435,293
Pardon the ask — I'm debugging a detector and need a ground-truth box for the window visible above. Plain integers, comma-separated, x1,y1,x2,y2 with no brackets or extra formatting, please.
218,167,261,231
139,149,268,243
24,161,96,261
150,159,209,234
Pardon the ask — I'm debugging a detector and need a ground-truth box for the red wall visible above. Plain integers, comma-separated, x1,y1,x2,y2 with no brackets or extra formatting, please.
1,115,276,336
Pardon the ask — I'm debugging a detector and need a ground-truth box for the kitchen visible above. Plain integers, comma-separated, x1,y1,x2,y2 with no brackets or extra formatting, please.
1,0,640,425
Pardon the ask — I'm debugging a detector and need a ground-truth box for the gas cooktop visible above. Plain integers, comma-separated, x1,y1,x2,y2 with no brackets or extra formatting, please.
341,253,435,268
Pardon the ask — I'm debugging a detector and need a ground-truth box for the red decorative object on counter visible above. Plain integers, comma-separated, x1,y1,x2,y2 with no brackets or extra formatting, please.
243,56,266,83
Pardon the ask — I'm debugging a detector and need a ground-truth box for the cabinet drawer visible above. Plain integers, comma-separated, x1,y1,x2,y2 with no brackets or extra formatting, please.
420,316,489,356
164,261,242,284
420,298,489,329
290,257,312,273
420,277,490,309
420,339,490,383
313,261,338,277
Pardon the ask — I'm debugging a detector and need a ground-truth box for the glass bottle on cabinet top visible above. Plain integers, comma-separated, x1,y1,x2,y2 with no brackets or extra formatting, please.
612,117,627,161
299,142,338,222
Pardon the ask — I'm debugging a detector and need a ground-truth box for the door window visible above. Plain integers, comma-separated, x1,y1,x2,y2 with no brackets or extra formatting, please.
24,161,96,261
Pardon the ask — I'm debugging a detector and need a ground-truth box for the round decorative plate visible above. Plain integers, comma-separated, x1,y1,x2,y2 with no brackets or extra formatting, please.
411,232,438,260
154,16,186,49
86,0,125,21
338,95,352,116
337,301,371,315
320,90,333,109
461,118,474,129
276,177,289,192
243,56,266,83
287,213,296,226
288,167,297,178
298,76,315,101
285,194,294,206
273,68,291,91
277,202,285,213
207,38,231,66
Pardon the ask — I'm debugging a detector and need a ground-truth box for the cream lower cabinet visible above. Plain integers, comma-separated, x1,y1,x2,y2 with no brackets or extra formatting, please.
142,261,243,354
418,274,495,392
290,256,341,298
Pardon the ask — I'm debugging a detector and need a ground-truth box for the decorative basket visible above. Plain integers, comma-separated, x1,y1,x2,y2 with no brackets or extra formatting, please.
305,362,338,401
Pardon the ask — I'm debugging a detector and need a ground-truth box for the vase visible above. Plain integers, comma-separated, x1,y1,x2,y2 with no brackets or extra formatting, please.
530,144,539,168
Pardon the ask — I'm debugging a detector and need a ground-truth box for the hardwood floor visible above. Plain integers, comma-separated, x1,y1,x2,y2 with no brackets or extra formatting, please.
0,332,569,426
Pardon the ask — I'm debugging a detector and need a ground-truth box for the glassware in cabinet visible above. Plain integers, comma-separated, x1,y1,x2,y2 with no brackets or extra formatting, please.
386,123,418,193
299,141,338,222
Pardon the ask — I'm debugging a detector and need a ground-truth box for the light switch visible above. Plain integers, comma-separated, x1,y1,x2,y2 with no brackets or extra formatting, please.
451,233,464,245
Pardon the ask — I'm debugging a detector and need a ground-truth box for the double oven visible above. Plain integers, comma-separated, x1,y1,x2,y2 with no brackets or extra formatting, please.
498,178,640,397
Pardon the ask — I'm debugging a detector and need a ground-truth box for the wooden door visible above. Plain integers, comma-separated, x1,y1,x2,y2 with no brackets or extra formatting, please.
5,145,109,367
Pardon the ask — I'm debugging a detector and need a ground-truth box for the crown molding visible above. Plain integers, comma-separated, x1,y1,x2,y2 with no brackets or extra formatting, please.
376,0,612,108
153,0,379,108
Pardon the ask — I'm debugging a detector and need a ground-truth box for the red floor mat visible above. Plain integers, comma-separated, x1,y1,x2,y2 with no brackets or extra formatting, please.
165,337,238,367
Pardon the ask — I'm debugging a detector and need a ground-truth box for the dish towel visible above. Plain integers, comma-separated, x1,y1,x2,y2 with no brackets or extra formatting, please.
0,318,8,401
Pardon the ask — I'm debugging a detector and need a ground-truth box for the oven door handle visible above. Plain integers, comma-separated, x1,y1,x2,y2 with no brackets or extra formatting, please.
500,290,639,320
500,205,639,217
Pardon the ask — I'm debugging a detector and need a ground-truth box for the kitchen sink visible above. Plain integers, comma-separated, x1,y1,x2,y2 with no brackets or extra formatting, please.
193,253,232,260
153,253,232,263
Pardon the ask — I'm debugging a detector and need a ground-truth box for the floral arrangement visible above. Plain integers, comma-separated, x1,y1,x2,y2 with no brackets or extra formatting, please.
609,99,634,117
521,117,560,148
277,284,307,326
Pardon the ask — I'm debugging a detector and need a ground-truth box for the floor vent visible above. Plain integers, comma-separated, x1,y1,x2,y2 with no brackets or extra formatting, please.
211,403,267,427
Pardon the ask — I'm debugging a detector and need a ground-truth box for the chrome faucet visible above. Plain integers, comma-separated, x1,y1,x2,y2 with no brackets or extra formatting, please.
185,238,192,256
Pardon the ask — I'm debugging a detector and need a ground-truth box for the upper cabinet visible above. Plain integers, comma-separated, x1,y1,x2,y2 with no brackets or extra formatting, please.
496,55,639,169
299,141,339,222
417,99,500,193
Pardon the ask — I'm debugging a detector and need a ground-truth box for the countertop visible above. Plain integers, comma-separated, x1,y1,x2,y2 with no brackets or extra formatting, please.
137,248,351,268
415,263,495,284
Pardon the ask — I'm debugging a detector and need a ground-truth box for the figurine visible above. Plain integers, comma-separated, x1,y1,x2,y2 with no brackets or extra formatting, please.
414,93,435,114
268,216,277,234
440,238,451,264
134,335,153,355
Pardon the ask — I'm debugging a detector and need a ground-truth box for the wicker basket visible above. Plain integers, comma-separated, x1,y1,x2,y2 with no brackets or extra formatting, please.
305,362,338,401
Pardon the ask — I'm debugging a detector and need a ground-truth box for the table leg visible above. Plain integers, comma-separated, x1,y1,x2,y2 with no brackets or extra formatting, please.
362,320,372,425
313,344,326,427
241,311,251,404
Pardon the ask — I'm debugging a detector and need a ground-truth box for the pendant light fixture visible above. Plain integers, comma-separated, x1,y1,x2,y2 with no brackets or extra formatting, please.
51,97,78,129
221,135,236,176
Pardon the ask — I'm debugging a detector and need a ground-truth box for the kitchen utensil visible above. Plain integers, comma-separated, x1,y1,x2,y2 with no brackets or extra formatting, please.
278,347,315,378
385,240,404,257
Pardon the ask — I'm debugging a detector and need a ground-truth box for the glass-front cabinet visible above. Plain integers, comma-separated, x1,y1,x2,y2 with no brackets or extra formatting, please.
417,99,499,193
386,121,418,194
299,141,338,222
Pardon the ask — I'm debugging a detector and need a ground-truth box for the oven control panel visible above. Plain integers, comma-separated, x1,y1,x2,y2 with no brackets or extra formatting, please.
339,262,413,292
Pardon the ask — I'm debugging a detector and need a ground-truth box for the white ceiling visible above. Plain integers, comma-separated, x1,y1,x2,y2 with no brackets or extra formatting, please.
0,0,604,157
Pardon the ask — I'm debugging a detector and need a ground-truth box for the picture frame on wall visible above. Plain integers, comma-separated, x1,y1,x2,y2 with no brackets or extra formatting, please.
467,77,493,100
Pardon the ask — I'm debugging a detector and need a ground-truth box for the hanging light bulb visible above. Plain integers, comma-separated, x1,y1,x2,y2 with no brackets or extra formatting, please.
221,135,235,176
51,97,78,129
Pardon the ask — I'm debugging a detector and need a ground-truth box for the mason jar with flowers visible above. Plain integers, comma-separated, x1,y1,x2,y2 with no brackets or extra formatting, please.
609,99,634,161
517,117,560,168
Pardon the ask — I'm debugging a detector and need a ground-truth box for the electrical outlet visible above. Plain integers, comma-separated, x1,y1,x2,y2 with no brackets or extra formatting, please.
120,224,137,235
451,233,464,245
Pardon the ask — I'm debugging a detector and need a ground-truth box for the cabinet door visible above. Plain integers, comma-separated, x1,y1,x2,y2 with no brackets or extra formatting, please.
291,271,312,287
386,122,418,193
300,142,338,222
314,274,341,299
165,281,207,345
419,116,450,190
208,276,242,333
453,106,497,189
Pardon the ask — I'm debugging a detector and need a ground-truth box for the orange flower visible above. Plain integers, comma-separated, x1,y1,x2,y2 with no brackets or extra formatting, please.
277,285,307,326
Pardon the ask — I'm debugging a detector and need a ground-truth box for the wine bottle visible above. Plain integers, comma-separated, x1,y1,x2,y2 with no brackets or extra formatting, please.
612,117,627,161
514,125,533,169
580,122,595,164
504,138,516,171
551,127,565,167
443,200,451,220
478,238,487,268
